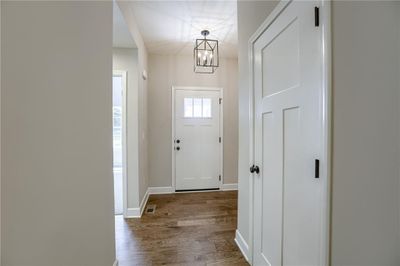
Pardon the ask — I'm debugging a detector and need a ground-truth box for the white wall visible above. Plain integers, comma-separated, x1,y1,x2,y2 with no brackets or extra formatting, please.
397,2,400,256
113,48,140,210
236,0,278,255
116,1,149,206
331,1,400,265
147,54,238,188
398,1,400,249
0,1,2,262
1,2,115,266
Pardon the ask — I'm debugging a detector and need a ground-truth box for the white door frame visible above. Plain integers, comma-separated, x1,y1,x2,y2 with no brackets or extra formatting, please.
247,0,332,264
113,70,128,217
171,86,224,191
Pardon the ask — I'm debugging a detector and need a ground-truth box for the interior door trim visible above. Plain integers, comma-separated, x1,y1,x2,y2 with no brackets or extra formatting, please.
247,0,332,264
171,86,224,191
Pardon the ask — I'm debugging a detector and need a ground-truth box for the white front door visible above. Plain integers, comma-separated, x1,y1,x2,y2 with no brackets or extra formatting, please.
174,88,221,191
253,1,326,265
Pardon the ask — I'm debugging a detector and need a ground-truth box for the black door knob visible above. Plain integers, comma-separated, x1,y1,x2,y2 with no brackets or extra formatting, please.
176,139,180,144
250,165,260,174
176,146,180,151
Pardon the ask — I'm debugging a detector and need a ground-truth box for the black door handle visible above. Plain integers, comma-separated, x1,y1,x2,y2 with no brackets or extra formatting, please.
176,146,180,151
176,139,180,144
250,165,260,174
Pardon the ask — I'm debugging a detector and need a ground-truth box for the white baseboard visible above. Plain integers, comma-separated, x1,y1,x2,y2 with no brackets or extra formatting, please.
139,189,150,215
113,259,118,266
125,207,140,218
148,186,174,194
221,183,238,191
125,189,150,218
235,229,250,263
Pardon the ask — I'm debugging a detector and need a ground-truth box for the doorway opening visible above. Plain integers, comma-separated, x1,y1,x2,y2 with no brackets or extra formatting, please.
112,71,127,216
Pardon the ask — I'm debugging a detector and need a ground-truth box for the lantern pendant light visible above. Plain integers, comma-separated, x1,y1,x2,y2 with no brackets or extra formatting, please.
194,30,219,74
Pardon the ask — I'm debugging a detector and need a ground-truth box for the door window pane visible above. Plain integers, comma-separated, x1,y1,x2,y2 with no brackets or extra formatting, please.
184,98,193,117
193,98,202,118
202,98,212,118
183,96,214,118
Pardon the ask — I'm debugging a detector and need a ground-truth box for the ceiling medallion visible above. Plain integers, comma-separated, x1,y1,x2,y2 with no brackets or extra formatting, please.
193,30,219,74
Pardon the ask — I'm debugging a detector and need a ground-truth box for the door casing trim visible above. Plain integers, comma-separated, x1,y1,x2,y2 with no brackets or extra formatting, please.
247,0,332,264
171,86,224,191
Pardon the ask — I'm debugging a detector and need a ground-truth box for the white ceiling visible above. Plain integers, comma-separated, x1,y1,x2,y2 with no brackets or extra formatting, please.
113,3,136,48
126,1,238,58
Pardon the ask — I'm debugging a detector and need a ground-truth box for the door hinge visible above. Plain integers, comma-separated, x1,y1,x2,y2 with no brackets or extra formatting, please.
314,6,320,27
219,137,222,143
219,175,221,181
219,98,222,104
315,159,320,178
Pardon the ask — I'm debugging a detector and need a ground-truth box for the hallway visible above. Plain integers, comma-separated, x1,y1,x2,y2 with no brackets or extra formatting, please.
115,191,248,266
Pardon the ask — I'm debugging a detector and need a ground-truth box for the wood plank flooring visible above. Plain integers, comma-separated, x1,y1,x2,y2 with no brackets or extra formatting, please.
115,191,249,266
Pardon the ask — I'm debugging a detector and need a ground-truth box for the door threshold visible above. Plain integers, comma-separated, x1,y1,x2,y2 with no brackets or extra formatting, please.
175,188,220,193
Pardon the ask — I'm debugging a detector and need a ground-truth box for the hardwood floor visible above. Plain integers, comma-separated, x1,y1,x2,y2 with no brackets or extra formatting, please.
115,191,249,266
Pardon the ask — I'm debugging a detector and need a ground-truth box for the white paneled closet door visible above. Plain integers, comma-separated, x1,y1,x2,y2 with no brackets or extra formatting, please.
252,1,327,265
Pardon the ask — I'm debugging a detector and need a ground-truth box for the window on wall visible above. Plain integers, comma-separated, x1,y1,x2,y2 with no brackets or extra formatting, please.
184,97,212,118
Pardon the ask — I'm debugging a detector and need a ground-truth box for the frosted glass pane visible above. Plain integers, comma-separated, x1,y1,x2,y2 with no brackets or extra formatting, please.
193,98,202,117
202,98,212,118
184,98,193,117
